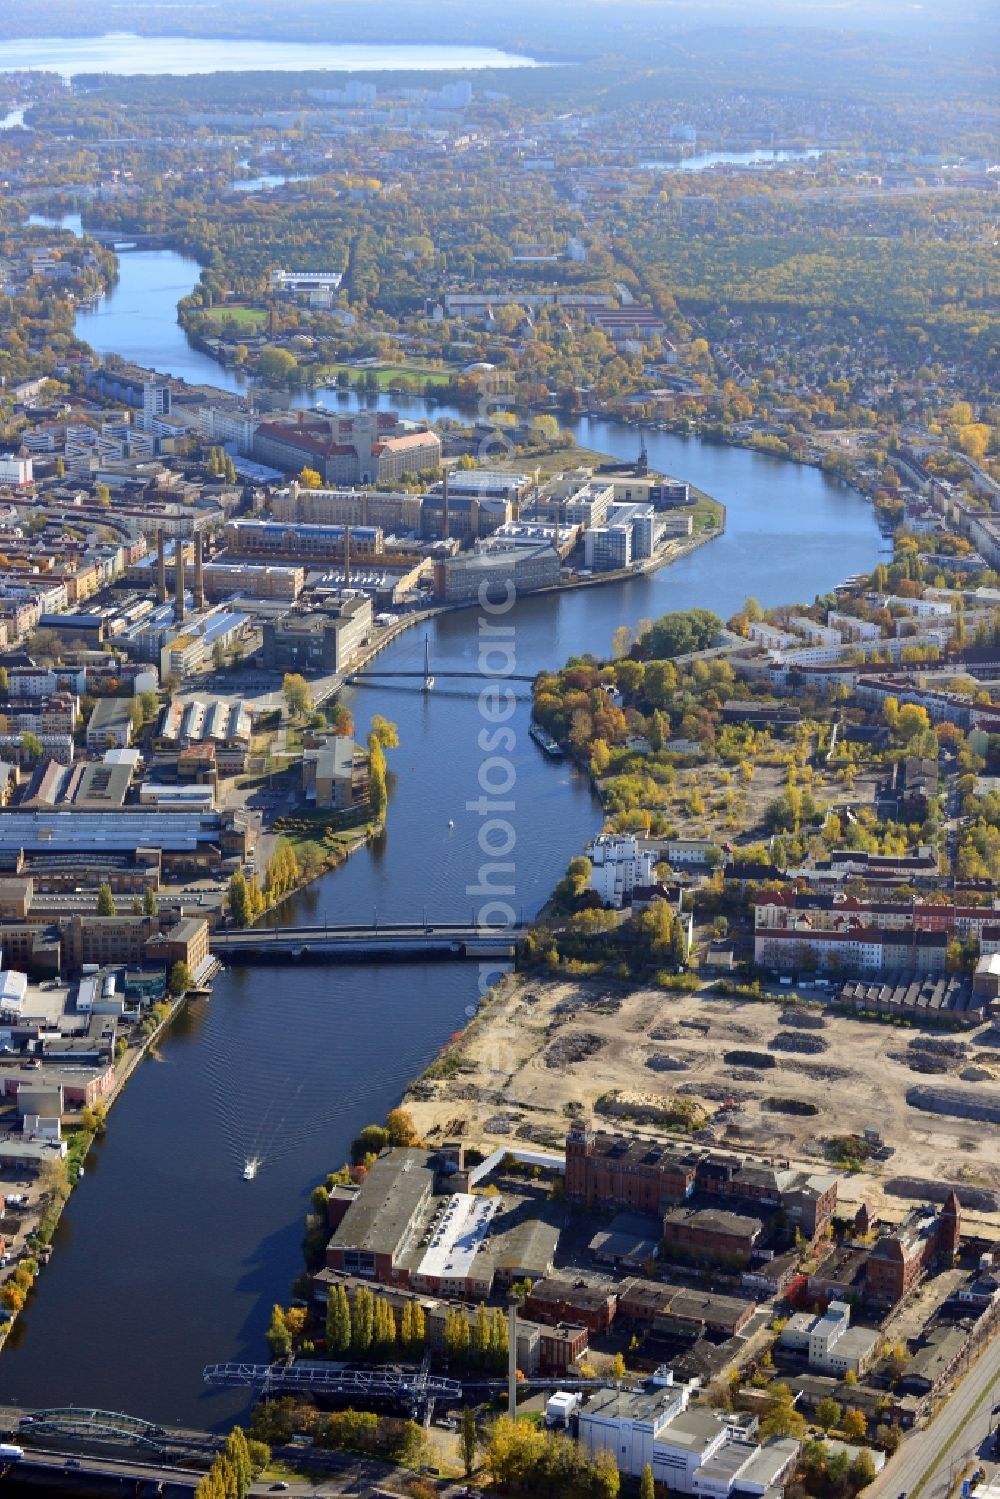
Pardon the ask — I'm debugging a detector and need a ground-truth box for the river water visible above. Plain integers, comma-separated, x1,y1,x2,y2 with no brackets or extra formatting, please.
0,228,881,1427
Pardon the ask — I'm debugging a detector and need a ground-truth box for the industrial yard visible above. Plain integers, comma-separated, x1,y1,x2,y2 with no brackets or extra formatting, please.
406,973,1000,1226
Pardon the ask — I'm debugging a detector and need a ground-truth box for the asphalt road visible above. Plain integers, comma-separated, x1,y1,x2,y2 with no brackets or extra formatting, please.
870,1333,1000,1499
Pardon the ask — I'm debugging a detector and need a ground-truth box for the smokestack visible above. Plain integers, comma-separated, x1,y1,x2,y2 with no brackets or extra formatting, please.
441,467,450,541
193,531,205,611
155,528,167,605
507,1293,519,1420
175,541,186,624
342,525,351,590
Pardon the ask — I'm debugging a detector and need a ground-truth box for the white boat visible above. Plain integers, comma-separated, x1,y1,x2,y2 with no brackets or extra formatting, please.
242,1157,259,1181
448,819,455,829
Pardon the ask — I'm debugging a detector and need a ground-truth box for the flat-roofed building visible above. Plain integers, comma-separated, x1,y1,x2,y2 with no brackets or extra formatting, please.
262,595,372,674
0,809,249,880
589,1211,663,1267
0,877,33,920
0,1061,114,1110
566,1123,699,1212
433,542,560,605
657,1289,755,1338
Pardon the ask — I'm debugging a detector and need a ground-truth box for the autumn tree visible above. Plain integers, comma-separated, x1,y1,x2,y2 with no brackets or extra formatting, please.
842,1407,867,1441
369,714,400,749
282,672,312,717
350,1284,374,1354
759,1385,806,1442
385,1108,419,1145
266,1304,291,1359
368,732,388,823
168,961,192,997
815,1395,841,1432
228,870,250,927
461,1406,479,1477
326,1284,351,1354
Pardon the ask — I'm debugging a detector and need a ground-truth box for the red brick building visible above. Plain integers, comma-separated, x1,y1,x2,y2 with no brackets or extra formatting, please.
565,1123,697,1212
538,1322,589,1373
662,1207,764,1267
565,1123,838,1241
524,1277,617,1334
865,1193,961,1306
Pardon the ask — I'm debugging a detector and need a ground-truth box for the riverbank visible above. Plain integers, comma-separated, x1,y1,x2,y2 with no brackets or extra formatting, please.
0,981,194,1353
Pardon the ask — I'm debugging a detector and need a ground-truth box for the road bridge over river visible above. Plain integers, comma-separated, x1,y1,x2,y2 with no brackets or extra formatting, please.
211,921,524,964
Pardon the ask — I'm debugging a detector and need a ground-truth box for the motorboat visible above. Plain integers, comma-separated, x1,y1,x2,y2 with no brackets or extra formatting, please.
242,1157,259,1181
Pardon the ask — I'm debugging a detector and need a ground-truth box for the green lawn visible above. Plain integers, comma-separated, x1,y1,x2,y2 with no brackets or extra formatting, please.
201,305,267,330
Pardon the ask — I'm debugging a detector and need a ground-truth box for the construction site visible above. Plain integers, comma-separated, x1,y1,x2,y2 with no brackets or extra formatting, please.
404,973,1000,1231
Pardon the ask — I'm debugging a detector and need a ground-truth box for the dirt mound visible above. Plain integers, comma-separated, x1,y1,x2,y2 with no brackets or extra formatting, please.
769,1032,828,1055
679,1080,758,1102
545,1032,603,1068
910,1037,968,1059
892,1051,950,1074
596,1088,709,1131
778,1009,827,1030
884,1176,998,1212
781,1058,852,1081
646,1053,690,1072
765,1096,819,1115
907,1083,1000,1124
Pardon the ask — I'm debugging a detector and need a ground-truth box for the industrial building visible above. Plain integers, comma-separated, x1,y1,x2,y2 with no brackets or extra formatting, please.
577,1382,798,1494
201,561,304,603
261,594,372,675
0,809,251,882
252,411,440,486
223,519,384,565
779,1300,880,1377
324,1145,561,1298
85,697,134,750
432,542,560,604
565,1123,838,1242
271,483,425,535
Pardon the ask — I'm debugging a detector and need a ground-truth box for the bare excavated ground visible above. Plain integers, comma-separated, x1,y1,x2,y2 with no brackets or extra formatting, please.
404,973,1000,1232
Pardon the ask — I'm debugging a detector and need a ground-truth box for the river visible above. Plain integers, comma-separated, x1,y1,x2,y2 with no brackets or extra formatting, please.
0,228,881,1429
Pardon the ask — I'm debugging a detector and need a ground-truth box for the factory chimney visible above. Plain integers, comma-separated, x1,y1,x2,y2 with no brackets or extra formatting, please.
507,1292,519,1420
342,525,351,590
175,540,186,623
155,528,167,605
193,531,206,612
